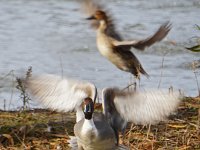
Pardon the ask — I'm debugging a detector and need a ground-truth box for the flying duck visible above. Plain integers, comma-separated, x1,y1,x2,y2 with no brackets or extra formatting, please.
23,74,180,150
81,0,171,79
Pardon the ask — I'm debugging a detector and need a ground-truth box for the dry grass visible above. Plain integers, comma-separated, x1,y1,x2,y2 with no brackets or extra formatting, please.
123,97,200,150
0,97,199,150
0,110,75,150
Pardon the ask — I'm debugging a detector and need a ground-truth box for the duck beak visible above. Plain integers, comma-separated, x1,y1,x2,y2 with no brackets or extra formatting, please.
86,15,96,20
84,103,93,113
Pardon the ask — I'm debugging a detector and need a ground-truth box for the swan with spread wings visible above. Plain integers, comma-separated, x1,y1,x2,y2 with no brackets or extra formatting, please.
23,74,180,150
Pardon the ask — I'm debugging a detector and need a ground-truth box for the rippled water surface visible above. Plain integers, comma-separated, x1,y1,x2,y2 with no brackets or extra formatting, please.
0,0,200,109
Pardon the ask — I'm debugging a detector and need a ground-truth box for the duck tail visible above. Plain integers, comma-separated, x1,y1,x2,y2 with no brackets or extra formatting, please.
139,66,149,78
131,65,149,79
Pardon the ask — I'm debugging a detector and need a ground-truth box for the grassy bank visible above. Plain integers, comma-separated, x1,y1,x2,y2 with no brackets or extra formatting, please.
0,97,199,150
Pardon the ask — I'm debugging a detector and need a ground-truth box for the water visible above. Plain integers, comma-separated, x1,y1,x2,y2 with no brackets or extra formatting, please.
0,0,200,110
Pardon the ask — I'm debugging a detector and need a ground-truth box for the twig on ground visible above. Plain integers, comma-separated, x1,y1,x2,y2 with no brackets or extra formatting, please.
192,62,200,97
13,132,27,149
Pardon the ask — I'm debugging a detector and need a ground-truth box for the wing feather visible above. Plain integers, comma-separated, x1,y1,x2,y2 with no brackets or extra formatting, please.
81,0,102,29
81,0,122,40
23,74,95,112
104,88,181,125
132,21,171,50
81,1,171,50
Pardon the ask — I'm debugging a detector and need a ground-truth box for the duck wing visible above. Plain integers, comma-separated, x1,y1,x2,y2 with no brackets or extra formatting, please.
132,21,171,50
82,0,171,49
81,0,102,29
112,22,171,51
81,0,122,40
22,74,97,112
102,87,180,125
113,45,149,78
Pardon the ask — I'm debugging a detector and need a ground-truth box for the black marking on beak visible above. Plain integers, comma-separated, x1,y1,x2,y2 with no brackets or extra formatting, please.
84,101,94,120
86,15,96,20
84,103,94,113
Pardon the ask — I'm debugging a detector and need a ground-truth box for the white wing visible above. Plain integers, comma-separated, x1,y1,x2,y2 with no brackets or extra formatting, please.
23,74,96,112
103,88,181,125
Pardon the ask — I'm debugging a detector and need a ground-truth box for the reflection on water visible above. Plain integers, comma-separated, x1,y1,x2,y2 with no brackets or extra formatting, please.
0,0,200,109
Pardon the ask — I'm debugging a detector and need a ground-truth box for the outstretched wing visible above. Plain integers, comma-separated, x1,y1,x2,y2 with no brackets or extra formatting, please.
22,74,96,112
102,88,180,125
112,22,171,51
131,21,171,50
81,0,102,29
81,0,122,40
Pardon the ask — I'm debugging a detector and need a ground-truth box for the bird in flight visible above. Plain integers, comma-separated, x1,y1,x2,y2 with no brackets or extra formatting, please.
81,0,171,79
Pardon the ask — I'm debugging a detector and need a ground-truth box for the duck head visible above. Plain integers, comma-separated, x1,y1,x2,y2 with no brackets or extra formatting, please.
83,97,94,120
86,10,107,21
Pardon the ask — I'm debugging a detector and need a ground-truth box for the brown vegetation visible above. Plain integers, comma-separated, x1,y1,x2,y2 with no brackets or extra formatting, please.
0,97,199,150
